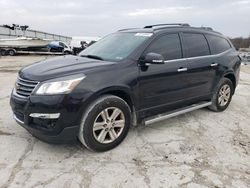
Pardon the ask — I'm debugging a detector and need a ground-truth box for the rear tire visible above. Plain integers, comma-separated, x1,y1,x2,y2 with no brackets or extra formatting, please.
8,49,16,56
78,95,131,152
208,78,234,112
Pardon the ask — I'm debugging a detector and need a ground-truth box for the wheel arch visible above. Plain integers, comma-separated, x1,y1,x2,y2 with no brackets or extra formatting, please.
84,86,138,126
224,72,236,94
102,87,136,109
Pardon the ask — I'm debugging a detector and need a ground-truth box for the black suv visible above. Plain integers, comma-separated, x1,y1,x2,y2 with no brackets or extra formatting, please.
10,24,241,151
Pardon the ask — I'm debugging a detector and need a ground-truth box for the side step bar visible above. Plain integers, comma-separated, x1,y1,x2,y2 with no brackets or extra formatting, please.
145,101,212,125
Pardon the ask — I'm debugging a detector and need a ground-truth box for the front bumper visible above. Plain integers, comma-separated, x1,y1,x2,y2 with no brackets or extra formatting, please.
10,91,89,144
13,114,79,143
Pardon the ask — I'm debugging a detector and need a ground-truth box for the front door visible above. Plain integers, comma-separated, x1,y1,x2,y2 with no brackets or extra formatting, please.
138,33,190,117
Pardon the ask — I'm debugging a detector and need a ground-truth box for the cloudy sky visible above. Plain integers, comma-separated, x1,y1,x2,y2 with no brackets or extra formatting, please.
0,0,250,38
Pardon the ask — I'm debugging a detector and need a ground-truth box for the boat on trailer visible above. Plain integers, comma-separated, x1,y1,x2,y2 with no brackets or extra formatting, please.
0,24,65,56
0,37,51,49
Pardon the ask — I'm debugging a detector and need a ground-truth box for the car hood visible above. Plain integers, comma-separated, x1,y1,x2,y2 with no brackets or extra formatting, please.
19,55,116,81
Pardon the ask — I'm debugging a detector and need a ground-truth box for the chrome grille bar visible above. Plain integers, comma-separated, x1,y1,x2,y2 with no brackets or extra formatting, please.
14,77,39,98
17,81,37,87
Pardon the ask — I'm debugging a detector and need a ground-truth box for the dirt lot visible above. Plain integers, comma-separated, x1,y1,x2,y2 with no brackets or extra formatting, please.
0,56,250,188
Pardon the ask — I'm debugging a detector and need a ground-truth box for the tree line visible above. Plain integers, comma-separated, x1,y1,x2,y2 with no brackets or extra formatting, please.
230,36,250,50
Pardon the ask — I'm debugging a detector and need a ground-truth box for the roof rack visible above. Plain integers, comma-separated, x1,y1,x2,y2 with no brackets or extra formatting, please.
118,28,140,32
144,23,190,28
200,27,213,31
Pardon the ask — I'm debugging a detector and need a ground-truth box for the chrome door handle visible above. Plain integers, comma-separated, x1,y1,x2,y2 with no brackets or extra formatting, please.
210,63,218,67
177,67,188,72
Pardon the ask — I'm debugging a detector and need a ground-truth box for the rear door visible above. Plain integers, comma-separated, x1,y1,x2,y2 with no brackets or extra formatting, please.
205,34,233,86
181,32,217,99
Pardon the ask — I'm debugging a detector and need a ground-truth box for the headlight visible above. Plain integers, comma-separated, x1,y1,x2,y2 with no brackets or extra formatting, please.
35,75,86,95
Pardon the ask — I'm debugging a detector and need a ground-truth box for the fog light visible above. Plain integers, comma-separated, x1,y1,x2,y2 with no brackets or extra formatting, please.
29,113,60,119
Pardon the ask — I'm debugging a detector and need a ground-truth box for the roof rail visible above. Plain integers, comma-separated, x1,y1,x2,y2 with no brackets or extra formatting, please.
200,27,213,31
144,23,190,28
118,28,140,32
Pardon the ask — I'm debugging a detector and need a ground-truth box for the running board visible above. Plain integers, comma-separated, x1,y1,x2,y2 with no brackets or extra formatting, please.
145,101,212,125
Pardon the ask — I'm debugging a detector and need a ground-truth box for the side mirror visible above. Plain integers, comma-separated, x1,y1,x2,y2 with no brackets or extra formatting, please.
143,53,165,65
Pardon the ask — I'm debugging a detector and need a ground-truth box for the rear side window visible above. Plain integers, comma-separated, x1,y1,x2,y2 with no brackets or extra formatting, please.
205,35,231,54
144,33,182,60
182,33,210,58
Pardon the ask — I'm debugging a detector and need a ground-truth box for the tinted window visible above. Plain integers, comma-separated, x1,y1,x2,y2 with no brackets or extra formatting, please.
144,33,182,60
206,35,231,54
182,33,210,58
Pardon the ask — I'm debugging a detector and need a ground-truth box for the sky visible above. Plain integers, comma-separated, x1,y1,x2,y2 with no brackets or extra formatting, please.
0,0,250,38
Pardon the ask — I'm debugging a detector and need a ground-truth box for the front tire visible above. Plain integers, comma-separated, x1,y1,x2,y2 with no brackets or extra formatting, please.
63,51,71,55
208,78,234,112
8,49,16,56
78,95,131,152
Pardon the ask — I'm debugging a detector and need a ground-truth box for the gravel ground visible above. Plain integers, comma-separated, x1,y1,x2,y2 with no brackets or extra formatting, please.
0,55,250,188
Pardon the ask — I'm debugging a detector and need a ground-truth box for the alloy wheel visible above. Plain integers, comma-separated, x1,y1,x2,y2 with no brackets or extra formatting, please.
93,107,125,144
218,84,231,107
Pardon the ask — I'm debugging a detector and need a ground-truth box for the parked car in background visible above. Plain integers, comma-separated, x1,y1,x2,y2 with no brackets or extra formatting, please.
47,41,72,55
10,23,241,152
70,36,101,55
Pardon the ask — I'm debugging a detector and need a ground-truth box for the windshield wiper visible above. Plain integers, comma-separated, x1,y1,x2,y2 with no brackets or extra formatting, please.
80,54,103,60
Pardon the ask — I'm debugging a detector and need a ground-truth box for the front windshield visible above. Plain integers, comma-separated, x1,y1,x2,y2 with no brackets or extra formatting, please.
79,32,152,61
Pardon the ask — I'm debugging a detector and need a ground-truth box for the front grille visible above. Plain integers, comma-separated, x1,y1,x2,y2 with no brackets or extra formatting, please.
15,77,39,98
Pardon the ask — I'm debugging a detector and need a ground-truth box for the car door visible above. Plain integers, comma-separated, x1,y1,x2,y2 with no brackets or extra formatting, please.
138,33,190,117
181,32,217,99
59,42,65,52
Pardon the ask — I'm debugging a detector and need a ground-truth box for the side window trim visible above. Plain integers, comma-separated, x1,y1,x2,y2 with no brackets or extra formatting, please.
184,48,231,61
163,47,231,62
203,34,212,55
178,32,185,59
141,32,184,60
179,32,187,58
